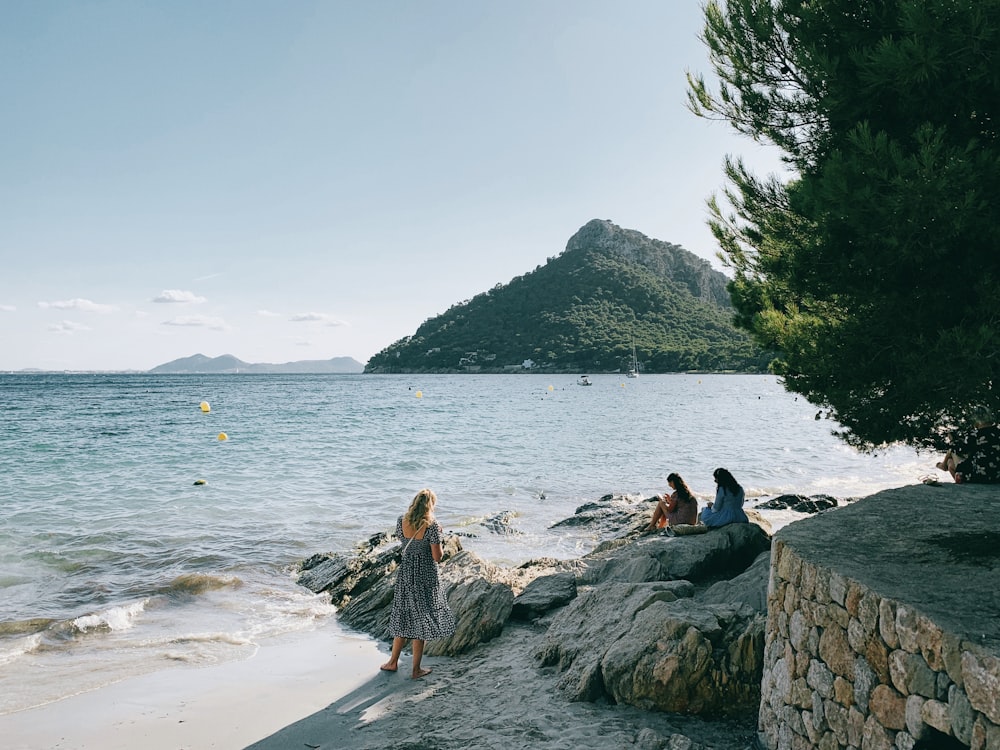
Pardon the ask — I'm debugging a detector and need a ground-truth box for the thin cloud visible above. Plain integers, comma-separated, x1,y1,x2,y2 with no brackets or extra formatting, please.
38,298,116,313
48,320,91,334
257,309,282,317
162,315,229,331
153,290,206,304
290,312,346,326
193,273,222,282
0,304,15,312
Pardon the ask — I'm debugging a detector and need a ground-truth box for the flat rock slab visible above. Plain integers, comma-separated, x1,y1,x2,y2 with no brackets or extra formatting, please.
775,483,1000,651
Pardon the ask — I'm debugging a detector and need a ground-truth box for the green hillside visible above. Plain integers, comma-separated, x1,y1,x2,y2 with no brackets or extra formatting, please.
365,220,772,374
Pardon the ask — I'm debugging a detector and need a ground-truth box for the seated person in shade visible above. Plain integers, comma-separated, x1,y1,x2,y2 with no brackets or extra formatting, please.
937,407,1000,484
646,472,699,531
700,467,749,527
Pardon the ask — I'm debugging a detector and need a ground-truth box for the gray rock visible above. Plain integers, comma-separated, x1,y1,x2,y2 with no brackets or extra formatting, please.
536,576,765,714
481,510,522,535
427,572,514,656
511,571,578,620
697,550,771,613
535,581,695,702
579,522,771,586
601,598,766,715
549,492,657,540
755,494,839,513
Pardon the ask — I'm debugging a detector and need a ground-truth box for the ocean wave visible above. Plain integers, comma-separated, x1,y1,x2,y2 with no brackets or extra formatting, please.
171,631,255,646
71,600,147,634
159,572,243,597
244,587,338,638
0,617,55,637
0,633,42,666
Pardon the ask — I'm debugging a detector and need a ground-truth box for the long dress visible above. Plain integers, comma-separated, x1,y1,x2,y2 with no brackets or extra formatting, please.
699,485,749,528
955,425,1000,484
388,517,456,641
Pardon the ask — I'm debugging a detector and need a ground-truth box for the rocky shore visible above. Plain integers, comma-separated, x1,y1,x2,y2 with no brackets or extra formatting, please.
249,494,829,750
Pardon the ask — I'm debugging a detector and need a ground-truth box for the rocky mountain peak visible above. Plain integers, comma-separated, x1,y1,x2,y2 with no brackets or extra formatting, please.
565,219,732,308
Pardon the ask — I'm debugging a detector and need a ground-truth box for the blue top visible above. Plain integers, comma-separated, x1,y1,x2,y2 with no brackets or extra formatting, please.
700,485,749,527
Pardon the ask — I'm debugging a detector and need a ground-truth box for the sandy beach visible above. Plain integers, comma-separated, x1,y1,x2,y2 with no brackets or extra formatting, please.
246,620,757,750
1,618,756,750
0,623,383,750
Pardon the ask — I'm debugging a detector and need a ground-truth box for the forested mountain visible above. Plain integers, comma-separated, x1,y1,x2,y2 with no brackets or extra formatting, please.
365,219,772,374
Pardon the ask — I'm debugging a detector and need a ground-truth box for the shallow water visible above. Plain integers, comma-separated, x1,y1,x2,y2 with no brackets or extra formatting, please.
0,373,928,713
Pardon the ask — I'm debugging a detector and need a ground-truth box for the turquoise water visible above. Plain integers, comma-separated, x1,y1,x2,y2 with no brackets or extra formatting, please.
0,373,927,713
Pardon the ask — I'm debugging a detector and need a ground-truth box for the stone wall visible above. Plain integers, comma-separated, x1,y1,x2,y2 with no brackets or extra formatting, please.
758,485,1000,750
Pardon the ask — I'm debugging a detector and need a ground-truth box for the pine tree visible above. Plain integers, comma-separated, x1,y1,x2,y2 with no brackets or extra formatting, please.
688,0,1000,450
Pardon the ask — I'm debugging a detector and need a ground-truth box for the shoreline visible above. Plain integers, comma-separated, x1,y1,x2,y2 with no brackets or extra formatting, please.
0,622,382,750
0,491,912,750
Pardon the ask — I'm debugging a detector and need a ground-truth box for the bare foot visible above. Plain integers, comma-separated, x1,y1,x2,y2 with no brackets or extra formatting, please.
411,668,432,679
379,663,397,672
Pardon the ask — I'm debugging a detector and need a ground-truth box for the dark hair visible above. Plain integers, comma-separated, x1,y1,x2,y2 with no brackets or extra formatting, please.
712,468,742,495
667,472,694,503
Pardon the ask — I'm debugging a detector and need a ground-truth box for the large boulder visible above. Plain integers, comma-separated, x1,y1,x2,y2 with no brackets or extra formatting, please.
426,551,516,656
536,581,696,701
511,571,578,620
536,579,766,715
600,599,765,715
697,550,771,613
579,523,771,586
549,493,657,539
296,531,401,605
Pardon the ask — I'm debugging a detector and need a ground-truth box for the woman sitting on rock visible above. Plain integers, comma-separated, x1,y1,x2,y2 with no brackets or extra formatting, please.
700,467,749,527
646,472,699,531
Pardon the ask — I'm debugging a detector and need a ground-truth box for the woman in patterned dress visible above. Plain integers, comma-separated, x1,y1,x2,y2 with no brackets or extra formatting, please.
937,408,1000,484
379,488,456,679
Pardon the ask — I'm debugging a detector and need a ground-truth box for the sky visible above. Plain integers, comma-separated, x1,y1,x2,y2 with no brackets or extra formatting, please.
0,1,786,372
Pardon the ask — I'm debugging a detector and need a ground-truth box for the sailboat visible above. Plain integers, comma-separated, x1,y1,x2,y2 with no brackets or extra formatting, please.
626,339,639,378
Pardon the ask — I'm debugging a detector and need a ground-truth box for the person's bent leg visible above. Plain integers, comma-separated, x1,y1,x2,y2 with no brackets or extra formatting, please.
648,499,668,531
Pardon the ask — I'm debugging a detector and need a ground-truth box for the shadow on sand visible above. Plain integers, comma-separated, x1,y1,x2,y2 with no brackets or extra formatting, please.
244,661,450,750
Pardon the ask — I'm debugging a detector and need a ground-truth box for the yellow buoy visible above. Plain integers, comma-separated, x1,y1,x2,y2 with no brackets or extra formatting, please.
548,385,554,391
621,382,626,387
217,432,228,441
415,390,422,398
193,479,207,485
200,401,211,413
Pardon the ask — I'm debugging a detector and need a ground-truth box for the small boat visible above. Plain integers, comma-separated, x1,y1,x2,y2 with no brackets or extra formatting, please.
626,339,639,378
578,375,593,386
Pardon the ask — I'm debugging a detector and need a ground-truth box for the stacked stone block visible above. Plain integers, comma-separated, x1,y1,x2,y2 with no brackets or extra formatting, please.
759,539,1000,750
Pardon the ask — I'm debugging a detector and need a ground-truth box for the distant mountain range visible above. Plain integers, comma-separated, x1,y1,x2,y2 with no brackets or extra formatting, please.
365,219,771,374
148,353,364,374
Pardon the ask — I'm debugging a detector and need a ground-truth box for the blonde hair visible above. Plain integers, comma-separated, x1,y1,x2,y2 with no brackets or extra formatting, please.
404,488,437,530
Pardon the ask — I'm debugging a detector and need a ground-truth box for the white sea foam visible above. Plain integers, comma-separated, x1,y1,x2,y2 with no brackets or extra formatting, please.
164,631,255,647
72,600,147,633
0,633,42,666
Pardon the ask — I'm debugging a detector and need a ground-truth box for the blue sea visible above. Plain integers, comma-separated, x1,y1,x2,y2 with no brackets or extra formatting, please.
0,373,929,714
